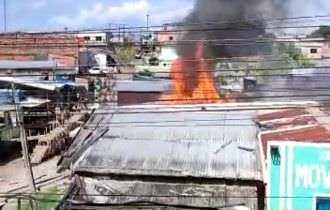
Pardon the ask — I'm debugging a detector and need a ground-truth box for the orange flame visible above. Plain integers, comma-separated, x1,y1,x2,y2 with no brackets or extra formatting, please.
162,41,223,104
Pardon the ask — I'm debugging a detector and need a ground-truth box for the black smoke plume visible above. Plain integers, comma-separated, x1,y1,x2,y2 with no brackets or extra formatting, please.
177,0,289,58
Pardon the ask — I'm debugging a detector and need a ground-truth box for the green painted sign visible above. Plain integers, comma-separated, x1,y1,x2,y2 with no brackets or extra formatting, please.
268,142,330,210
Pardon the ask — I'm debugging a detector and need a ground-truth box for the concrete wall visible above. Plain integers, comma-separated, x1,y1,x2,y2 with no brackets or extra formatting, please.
322,41,330,58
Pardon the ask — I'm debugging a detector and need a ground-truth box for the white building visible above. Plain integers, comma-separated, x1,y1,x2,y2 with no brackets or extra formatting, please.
76,31,112,46
276,35,324,59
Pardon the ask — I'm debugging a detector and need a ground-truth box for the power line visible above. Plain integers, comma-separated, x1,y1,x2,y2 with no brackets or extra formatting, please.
3,65,330,77
88,102,329,113
0,35,329,42
10,92,330,105
165,14,330,27
1,14,330,35
0,192,329,199
0,37,329,48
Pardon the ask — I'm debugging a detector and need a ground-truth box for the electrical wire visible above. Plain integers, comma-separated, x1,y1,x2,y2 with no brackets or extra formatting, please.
0,192,327,199
1,15,329,35
3,65,330,77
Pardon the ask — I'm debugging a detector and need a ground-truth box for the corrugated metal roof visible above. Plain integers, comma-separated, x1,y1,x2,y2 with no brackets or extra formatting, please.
258,108,330,156
0,60,56,69
73,106,262,181
0,77,75,91
114,80,172,92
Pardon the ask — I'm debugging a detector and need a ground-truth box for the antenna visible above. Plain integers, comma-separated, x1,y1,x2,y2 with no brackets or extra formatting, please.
3,0,7,32
146,14,150,32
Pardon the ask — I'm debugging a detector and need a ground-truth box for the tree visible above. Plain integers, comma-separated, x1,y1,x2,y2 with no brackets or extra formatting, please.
309,26,330,38
114,43,136,64
275,43,312,68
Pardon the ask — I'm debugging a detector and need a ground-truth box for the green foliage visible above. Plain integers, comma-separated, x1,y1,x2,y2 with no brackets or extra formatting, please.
275,43,312,68
114,44,136,63
137,69,154,77
17,187,62,210
310,26,330,38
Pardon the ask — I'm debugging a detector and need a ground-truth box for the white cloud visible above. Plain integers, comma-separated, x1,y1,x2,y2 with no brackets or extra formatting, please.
51,0,193,28
52,1,151,27
30,0,47,9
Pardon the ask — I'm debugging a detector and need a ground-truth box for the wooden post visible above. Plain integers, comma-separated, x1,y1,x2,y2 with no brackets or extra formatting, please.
11,83,38,210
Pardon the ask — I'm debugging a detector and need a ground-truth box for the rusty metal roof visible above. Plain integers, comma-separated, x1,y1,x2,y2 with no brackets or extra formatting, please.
258,107,330,155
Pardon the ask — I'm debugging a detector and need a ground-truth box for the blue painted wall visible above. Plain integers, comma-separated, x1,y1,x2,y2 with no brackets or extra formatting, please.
268,142,330,210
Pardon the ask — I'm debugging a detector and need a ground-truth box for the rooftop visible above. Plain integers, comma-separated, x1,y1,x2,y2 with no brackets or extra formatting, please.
0,60,56,70
63,104,263,181
114,80,172,92
0,77,75,91
257,107,330,156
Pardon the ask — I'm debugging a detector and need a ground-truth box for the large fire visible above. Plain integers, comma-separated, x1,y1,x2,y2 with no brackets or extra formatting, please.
162,41,223,104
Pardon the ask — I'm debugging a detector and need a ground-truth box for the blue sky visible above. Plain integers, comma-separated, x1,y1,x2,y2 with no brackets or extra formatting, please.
1,0,330,32
1,0,194,31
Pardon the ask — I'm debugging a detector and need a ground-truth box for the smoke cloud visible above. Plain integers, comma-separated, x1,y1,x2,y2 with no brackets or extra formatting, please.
177,0,289,58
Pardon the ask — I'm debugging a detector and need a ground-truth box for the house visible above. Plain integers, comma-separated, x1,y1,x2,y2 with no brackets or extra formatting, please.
257,107,330,210
76,31,112,47
156,25,182,43
295,38,324,59
0,76,84,138
135,25,181,78
0,89,50,142
58,104,265,210
114,80,172,105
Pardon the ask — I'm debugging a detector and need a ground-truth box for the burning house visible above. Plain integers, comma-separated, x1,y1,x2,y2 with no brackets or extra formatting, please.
162,41,223,104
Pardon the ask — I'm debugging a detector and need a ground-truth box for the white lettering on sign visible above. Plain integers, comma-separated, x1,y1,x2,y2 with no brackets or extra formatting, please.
321,151,330,161
295,164,330,189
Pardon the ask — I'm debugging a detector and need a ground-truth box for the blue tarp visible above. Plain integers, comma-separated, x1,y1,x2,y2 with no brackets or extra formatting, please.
0,89,23,104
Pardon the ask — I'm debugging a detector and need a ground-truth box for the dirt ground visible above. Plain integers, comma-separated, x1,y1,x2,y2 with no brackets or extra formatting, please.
0,156,69,209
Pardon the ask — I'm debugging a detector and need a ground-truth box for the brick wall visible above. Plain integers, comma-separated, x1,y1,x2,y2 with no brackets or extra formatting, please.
0,33,79,67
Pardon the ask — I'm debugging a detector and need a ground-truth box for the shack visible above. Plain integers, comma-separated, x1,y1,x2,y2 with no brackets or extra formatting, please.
59,104,264,210
114,80,171,106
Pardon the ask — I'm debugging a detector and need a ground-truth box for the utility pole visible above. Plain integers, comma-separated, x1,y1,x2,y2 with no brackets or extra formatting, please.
146,14,150,32
11,83,37,210
3,0,7,32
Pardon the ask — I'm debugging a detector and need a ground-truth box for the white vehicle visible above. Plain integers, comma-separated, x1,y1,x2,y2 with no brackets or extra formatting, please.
88,66,115,74
88,67,102,74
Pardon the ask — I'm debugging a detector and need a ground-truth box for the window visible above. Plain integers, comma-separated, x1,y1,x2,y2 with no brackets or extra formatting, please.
169,36,174,41
95,36,102,41
84,36,90,41
316,198,330,210
311,48,318,54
